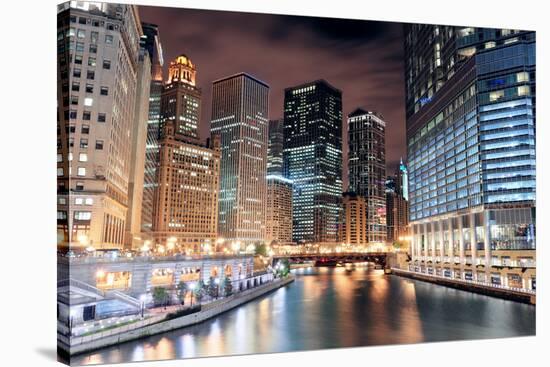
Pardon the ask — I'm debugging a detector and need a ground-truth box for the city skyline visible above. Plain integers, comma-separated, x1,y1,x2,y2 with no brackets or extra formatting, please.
139,6,406,183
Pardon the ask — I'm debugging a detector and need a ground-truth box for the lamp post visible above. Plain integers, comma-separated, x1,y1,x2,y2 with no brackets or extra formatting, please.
189,282,196,308
139,294,146,318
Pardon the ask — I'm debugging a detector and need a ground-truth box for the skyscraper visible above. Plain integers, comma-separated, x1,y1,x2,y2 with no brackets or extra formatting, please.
283,80,343,244
347,108,387,244
57,2,144,249
340,192,368,246
141,22,164,236
153,55,221,254
385,168,409,244
211,73,269,245
267,119,284,176
405,26,536,289
266,175,293,245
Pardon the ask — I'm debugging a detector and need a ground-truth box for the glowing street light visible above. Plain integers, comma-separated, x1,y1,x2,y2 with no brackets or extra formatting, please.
189,282,196,307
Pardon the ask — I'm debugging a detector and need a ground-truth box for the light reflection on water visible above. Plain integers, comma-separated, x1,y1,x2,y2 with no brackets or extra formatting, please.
71,267,535,365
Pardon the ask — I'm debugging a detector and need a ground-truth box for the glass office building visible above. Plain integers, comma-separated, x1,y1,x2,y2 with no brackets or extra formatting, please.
283,80,343,244
405,26,536,290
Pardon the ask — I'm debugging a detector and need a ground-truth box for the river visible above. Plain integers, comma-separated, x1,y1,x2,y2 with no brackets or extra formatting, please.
71,266,536,365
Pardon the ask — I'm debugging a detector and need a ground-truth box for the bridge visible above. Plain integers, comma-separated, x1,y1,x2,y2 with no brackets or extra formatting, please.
272,252,389,267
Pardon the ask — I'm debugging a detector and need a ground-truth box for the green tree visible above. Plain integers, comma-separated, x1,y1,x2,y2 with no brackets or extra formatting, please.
223,276,233,297
152,287,169,307
176,281,188,305
194,280,205,304
255,243,267,257
206,276,219,299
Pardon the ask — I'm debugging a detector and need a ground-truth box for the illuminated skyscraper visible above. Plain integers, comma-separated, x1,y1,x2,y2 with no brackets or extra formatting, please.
266,175,293,245
267,119,284,176
56,2,144,249
211,73,269,245
140,22,164,236
405,26,536,289
283,80,343,244
340,192,368,246
347,108,387,244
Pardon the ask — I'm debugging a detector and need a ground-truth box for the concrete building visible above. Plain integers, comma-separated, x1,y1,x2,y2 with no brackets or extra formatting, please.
266,175,293,245
283,80,343,244
386,171,409,244
340,192,367,246
211,73,269,245
347,108,387,244
57,2,144,249
141,22,164,236
405,26,536,290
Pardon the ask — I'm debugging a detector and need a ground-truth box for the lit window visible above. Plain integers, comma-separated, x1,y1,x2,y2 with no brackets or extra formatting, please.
489,90,504,102
105,35,113,44
77,29,85,38
68,153,73,161
57,168,64,176
485,42,496,49
85,198,94,205
75,198,84,205
88,57,96,67
74,211,92,220
77,167,86,176
84,97,93,106
79,153,88,162
518,86,530,96
517,72,529,83
57,154,63,162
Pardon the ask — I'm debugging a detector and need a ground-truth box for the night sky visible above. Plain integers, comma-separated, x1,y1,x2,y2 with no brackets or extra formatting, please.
140,6,406,187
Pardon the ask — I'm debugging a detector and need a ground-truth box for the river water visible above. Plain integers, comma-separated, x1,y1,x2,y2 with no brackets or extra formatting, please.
72,266,535,365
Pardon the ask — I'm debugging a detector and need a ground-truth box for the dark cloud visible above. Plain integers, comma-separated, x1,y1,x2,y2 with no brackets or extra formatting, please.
139,6,407,186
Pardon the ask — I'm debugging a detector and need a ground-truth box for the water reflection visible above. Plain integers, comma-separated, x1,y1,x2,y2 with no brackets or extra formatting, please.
72,267,535,365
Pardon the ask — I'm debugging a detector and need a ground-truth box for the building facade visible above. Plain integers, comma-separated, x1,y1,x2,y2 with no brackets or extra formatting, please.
211,73,269,245
405,26,536,290
347,108,387,244
267,119,285,176
141,22,164,236
152,55,220,254
386,169,409,244
283,80,343,244
340,192,367,246
57,3,144,249
266,175,293,245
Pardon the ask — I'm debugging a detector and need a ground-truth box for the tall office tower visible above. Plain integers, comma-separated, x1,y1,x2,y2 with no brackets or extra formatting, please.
267,119,285,176
160,54,201,142
152,55,220,254
385,172,409,244
124,42,152,248
266,175,293,245
340,192,368,246
283,80,343,244
140,22,164,236
57,3,143,249
405,26,536,290
347,108,387,244
211,73,269,245
399,158,409,201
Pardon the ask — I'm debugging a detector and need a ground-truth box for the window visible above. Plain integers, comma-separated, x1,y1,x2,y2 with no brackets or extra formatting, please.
85,84,93,93
90,31,98,43
79,153,88,162
489,90,504,102
100,86,109,96
87,70,95,80
98,113,106,122
76,182,84,191
74,211,92,220
83,111,91,120
71,82,80,92
89,44,97,53
73,68,81,78
77,29,85,38
78,17,87,25
70,95,79,105
57,211,67,220
68,138,74,147
81,125,90,134
75,198,84,205
84,97,93,106
80,138,88,149
105,35,114,44
68,152,73,161
57,153,63,163
518,86,530,96
85,198,93,205
88,57,96,67
102,60,111,69
517,72,529,83
77,167,86,176
69,110,77,119
95,140,104,150
76,42,84,52
57,168,64,176
74,55,83,64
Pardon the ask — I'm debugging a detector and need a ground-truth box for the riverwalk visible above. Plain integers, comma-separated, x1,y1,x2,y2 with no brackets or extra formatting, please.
59,275,295,356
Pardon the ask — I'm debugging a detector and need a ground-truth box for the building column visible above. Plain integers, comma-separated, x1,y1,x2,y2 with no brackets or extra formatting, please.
423,222,428,266
438,218,444,263
448,217,454,260
470,213,477,280
458,216,465,279
410,225,416,261
430,221,436,264
484,210,492,282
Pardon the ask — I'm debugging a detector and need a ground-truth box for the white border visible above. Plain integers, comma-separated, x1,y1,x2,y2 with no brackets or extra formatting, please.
0,0,547,366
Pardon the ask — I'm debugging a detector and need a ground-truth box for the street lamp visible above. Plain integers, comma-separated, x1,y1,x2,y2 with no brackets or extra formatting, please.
139,294,146,318
189,282,196,307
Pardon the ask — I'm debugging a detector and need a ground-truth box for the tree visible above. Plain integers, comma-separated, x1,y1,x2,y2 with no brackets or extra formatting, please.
223,276,233,297
152,287,169,307
281,258,290,277
255,243,267,257
206,276,218,299
176,281,188,305
194,280,205,304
